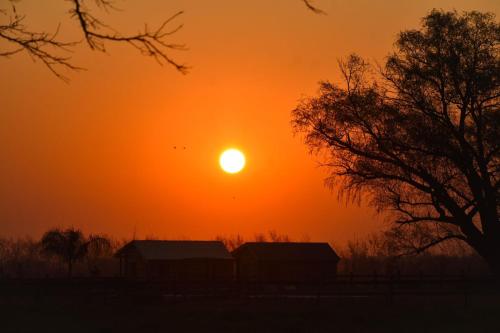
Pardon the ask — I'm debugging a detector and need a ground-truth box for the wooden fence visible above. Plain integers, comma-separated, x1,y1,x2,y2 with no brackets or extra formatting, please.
1,274,499,306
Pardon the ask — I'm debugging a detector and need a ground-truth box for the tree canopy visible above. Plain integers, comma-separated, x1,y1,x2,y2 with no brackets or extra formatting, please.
292,10,500,272
41,227,111,277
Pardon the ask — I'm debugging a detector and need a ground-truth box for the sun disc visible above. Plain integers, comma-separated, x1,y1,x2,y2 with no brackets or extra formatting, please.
220,149,245,174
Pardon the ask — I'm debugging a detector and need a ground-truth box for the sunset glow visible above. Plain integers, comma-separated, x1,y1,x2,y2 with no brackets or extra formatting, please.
219,148,246,174
1,1,498,330
1,0,498,246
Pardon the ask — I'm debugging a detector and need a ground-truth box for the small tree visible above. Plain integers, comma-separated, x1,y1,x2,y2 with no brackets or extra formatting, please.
215,234,245,252
268,230,291,242
292,10,500,273
85,234,112,276
40,227,111,278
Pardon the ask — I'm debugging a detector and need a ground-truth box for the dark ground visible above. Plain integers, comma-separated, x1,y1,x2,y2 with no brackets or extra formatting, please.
1,280,500,333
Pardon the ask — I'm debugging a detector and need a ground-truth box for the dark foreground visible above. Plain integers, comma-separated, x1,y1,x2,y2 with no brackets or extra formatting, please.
2,278,500,333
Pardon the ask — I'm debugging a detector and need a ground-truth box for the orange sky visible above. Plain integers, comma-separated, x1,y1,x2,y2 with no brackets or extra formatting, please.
1,0,498,245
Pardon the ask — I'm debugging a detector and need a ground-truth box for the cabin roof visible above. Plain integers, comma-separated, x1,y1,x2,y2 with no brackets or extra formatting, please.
232,242,340,262
115,240,233,260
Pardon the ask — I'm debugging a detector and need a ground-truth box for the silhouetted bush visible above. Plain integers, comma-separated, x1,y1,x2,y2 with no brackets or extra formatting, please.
337,231,489,275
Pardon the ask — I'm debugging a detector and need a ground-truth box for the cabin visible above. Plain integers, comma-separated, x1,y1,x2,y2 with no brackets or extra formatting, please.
232,242,340,283
115,240,234,281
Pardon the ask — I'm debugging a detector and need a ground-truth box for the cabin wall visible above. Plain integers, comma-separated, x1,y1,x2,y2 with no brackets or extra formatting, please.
121,249,147,279
235,251,259,281
235,256,338,282
123,258,233,281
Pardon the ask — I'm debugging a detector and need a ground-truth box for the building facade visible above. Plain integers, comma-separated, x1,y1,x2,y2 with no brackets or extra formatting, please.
115,240,234,281
232,242,340,283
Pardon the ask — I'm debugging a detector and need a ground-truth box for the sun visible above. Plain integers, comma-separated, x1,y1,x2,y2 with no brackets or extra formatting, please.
219,148,246,174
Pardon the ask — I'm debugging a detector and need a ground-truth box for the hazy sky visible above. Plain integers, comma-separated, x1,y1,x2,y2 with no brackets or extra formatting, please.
1,0,498,244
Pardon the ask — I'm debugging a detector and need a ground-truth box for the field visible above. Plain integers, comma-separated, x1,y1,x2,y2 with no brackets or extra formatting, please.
1,278,500,333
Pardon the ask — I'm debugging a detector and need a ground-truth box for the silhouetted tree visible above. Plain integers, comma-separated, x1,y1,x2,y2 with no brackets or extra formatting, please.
253,232,268,242
85,234,112,276
215,234,245,252
292,10,500,273
216,231,292,250
0,236,44,278
40,227,111,278
268,230,291,242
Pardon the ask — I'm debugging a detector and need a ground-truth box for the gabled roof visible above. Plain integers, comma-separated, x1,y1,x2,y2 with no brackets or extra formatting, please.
115,240,233,260
232,242,340,262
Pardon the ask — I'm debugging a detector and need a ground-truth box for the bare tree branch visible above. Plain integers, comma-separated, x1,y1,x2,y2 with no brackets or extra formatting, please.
0,6,81,81
303,0,326,15
69,0,188,73
0,0,187,80
397,234,467,256
1,0,322,80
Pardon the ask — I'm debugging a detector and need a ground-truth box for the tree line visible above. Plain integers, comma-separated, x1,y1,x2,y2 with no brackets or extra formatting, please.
0,228,118,278
0,227,489,279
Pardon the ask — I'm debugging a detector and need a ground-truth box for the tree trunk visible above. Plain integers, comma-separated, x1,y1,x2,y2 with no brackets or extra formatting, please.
463,215,500,277
68,260,73,279
484,252,500,278
472,237,500,278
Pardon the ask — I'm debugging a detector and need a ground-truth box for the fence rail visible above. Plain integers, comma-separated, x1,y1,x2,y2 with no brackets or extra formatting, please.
1,274,498,293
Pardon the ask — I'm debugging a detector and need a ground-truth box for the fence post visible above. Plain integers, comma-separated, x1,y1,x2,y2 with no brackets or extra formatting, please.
462,270,468,308
388,273,394,306
316,279,322,303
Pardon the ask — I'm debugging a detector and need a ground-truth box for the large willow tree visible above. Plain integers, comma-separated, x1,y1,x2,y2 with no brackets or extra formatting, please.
292,10,500,273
